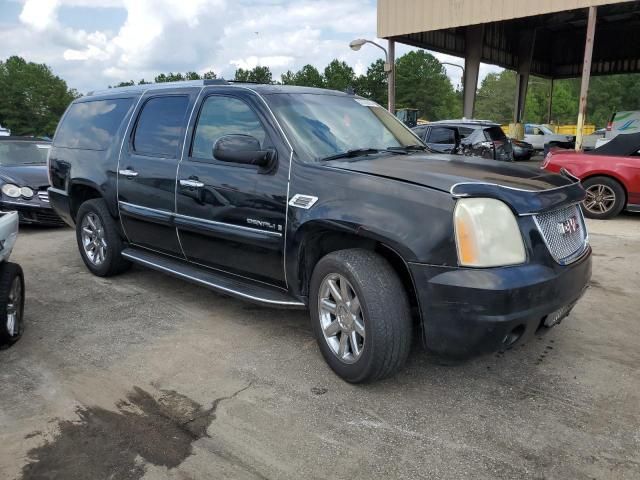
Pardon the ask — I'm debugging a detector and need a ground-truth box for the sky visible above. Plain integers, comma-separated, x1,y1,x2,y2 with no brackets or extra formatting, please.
0,0,501,94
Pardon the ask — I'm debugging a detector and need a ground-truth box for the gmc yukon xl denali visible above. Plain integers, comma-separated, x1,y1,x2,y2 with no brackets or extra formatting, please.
48,80,592,383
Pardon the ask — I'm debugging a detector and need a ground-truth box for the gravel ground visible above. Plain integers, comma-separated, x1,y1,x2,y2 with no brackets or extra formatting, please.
0,215,639,480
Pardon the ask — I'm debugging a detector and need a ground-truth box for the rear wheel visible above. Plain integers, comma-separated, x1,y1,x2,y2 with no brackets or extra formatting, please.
0,262,25,346
581,176,626,219
310,249,412,383
76,199,131,276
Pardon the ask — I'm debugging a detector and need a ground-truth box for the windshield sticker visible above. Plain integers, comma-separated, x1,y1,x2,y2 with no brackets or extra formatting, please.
354,98,379,108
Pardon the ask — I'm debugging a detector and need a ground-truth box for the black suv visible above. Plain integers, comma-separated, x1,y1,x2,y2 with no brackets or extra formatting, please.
49,81,591,383
414,120,514,161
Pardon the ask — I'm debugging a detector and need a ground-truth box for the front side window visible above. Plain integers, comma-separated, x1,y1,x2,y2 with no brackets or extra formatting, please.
0,141,50,166
191,96,267,160
266,94,422,162
428,127,456,144
133,96,189,158
54,98,133,150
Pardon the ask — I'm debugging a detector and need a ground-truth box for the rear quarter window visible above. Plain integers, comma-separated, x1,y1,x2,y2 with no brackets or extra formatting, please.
484,126,507,141
54,98,134,150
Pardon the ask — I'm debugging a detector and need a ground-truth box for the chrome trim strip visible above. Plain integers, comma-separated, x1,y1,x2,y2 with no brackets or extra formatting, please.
175,212,283,237
118,201,282,237
450,180,580,198
121,250,304,307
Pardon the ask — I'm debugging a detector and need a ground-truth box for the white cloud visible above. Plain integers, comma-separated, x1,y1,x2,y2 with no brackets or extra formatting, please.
3,0,502,93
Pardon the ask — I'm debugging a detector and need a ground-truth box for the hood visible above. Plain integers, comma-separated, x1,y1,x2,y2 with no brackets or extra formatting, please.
327,153,584,214
0,165,49,189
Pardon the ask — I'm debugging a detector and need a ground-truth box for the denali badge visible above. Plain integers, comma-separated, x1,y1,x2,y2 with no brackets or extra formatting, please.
557,216,580,236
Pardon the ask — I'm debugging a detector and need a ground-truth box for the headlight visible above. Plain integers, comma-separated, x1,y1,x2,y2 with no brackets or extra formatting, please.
21,186,34,198
1,184,21,198
454,198,526,267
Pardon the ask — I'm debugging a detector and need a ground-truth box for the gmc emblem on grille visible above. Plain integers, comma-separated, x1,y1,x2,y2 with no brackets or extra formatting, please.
557,216,580,235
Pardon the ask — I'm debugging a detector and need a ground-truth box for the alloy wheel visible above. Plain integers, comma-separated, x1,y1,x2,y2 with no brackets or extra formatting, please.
6,276,22,337
318,273,365,364
584,184,616,215
81,212,107,266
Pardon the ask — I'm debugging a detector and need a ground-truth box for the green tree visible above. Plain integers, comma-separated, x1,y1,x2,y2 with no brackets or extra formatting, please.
281,64,324,88
234,66,272,84
395,50,458,120
202,70,217,80
354,59,387,106
0,56,78,136
324,60,355,92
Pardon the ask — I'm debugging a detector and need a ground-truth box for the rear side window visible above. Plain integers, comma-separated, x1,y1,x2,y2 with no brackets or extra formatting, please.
54,98,133,150
428,127,456,144
458,127,474,138
484,126,507,141
133,96,189,158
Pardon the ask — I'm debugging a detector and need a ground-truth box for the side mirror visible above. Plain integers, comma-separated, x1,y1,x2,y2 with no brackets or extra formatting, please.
213,134,274,167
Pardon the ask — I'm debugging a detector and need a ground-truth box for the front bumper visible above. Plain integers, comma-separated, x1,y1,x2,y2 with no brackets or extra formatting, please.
410,247,592,358
0,198,65,226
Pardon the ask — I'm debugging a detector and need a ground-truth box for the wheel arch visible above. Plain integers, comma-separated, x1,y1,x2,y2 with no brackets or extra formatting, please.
290,220,423,329
69,180,103,221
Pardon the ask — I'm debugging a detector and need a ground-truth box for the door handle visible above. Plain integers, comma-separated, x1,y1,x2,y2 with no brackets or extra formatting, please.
119,169,139,178
179,179,205,189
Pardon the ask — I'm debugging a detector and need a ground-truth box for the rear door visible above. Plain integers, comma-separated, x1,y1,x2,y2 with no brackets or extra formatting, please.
118,88,199,256
175,88,290,286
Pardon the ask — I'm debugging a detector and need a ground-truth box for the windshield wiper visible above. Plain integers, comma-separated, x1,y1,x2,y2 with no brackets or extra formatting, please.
386,145,427,152
320,148,381,161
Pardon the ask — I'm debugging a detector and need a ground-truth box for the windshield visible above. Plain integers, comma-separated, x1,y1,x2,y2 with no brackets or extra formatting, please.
0,141,50,166
265,93,423,162
539,125,554,135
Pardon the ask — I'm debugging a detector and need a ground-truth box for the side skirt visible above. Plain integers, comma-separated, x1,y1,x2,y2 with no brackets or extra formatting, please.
121,247,306,309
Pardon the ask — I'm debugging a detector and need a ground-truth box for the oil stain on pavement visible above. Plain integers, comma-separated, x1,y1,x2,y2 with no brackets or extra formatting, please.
21,384,251,480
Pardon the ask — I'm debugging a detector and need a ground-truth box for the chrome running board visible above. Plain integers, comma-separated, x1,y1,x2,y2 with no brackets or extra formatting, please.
121,247,305,309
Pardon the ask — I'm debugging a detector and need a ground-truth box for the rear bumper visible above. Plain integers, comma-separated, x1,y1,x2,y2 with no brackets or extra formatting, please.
410,248,592,358
47,187,74,227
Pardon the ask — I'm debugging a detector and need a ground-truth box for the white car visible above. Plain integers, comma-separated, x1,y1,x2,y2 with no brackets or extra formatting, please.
0,125,10,137
524,124,573,151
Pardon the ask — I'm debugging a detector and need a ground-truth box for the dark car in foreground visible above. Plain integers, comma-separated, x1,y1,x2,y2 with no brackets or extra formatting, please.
543,132,640,219
414,120,514,161
0,137,64,226
48,81,591,382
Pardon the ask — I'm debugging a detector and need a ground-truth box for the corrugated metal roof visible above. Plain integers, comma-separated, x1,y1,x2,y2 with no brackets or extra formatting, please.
378,0,635,38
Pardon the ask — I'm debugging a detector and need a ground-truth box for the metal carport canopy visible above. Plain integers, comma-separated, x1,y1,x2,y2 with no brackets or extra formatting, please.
378,0,640,79
377,0,640,148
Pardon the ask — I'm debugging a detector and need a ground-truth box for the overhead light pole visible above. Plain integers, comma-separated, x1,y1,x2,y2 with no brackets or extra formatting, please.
349,38,395,113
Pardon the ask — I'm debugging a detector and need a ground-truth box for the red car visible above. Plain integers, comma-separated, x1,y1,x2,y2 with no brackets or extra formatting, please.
543,132,640,219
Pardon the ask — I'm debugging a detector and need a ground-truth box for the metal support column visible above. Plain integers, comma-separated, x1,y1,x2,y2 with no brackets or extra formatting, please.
463,25,483,119
547,78,554,124
388,39,396,114
513,30,536,125
576,6,597,151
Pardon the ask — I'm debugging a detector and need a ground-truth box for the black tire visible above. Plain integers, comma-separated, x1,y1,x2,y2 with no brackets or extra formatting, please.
0,262,25,346
76,198,131,276
581,176,626,220
309,249,412,383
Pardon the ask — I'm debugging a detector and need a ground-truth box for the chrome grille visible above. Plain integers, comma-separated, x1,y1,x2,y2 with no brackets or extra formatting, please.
534,204,588,265
37,190,49,203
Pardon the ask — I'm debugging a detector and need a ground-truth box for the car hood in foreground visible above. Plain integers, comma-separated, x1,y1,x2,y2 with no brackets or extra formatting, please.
327,153,585,214
0,164,49,189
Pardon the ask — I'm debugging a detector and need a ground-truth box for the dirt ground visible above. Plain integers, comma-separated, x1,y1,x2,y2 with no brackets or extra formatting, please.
0,214,639,480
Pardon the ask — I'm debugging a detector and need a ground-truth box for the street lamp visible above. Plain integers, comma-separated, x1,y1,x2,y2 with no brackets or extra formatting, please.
349,38,395,112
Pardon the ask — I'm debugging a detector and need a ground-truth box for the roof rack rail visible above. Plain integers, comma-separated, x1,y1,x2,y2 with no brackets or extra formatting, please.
203,78,230,85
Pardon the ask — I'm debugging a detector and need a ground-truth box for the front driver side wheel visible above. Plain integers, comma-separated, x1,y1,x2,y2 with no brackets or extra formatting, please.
76,199,131,277
310,249,412,383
